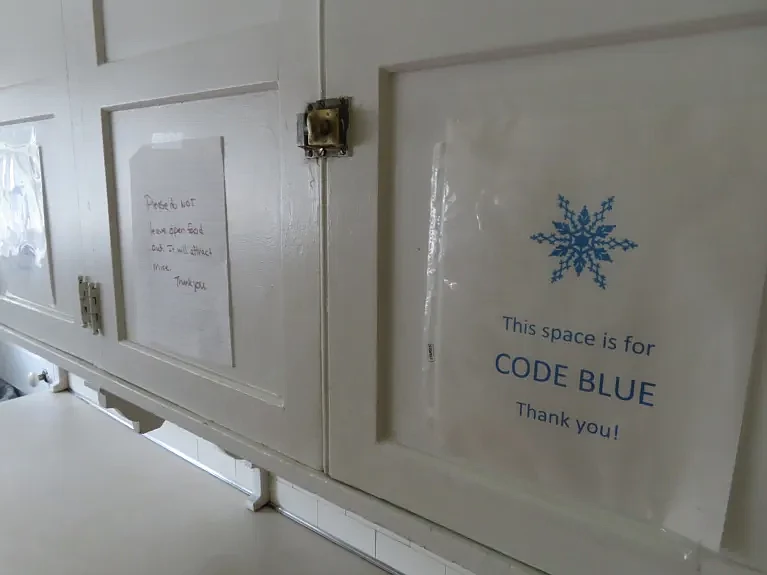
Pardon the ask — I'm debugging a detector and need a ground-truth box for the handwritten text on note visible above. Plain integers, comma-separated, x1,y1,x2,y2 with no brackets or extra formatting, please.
131,137,233,366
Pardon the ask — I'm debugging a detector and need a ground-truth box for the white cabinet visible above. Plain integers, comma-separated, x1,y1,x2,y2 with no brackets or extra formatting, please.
0,1,93,362
325,2,767,574
2,3,767,573
58,0,323,467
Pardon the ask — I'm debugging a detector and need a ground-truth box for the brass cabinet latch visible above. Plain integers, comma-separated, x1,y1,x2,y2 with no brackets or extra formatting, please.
297,97,351,158
78,275,102,335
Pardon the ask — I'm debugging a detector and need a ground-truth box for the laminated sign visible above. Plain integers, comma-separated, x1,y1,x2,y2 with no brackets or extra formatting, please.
422,105,767,548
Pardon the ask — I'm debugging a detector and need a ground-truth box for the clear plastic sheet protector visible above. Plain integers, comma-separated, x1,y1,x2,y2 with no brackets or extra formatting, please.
421,105,767,548
0,126,51,304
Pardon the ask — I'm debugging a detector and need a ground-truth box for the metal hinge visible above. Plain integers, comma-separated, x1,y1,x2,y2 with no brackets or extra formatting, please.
78,275,102,335
297,97,351,159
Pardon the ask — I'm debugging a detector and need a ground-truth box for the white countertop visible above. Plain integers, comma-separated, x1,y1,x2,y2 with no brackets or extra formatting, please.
0,392,386,575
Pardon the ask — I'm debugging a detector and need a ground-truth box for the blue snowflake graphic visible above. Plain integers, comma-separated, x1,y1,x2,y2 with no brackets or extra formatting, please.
530,195,638,289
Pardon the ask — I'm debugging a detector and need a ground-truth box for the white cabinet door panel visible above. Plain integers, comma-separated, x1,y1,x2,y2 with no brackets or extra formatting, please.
0,0,67,89
0,0,92,362
98,0,280,62
64,0,323,467
326,2,767,574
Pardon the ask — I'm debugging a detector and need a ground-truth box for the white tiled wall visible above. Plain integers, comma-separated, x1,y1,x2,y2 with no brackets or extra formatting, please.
61,376,767,575
68,375,98,401
68,381,480,575
68,377,250,489
148,421,199,460
271,477,480,575
318,500,376,556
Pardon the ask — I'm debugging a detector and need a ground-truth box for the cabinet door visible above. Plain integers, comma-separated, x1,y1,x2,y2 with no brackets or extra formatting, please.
326,2,767,573
63,0,322,467
0,0,92,360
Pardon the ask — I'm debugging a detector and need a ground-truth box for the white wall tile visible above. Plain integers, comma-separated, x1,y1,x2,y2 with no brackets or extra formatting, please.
272,479,318,526
68,375,100,403
147,422,199,459
413,544,459,569
273,480,477,575
376,532,447,575
270,476,290,504
369,520,411,546
346,509,386,532
197,439,236,482
318,500,376,556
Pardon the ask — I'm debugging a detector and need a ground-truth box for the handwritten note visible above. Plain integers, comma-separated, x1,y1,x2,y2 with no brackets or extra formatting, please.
130,137,232,366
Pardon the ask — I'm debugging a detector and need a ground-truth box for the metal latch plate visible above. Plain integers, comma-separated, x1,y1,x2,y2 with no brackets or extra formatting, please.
297,97,351,158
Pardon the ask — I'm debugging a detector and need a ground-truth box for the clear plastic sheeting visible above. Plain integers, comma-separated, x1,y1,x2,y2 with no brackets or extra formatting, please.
422,141,449,421
420,105,767,549
0,127,47,268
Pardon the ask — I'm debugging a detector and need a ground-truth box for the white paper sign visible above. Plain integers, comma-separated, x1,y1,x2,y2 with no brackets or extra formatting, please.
131,137,232,366
424,104,767,548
